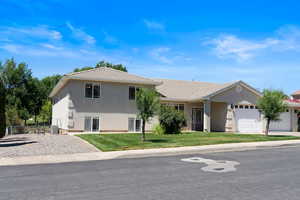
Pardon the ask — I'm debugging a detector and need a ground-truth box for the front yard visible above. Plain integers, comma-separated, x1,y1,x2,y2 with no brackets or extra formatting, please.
77,132,300,151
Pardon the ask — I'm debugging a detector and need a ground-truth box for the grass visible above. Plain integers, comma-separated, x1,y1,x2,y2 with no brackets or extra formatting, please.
77,132,300,152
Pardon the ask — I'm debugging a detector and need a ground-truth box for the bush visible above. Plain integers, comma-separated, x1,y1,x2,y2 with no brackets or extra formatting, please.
159,105,186,134
152,124,165,135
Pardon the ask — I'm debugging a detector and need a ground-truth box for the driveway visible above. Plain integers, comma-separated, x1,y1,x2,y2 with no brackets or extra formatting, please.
1,145,300,200
0,134,99,158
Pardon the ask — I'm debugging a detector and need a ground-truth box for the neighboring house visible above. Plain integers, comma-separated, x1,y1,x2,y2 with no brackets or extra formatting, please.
50,67,300,133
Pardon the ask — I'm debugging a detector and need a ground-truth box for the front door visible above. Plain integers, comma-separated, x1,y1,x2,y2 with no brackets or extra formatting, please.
192,108,203,131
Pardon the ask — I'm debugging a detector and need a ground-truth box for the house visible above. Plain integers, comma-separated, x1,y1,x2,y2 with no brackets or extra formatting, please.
50,67,300,133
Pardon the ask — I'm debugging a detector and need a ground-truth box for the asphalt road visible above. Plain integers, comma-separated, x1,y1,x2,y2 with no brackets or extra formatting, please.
1,146,300,200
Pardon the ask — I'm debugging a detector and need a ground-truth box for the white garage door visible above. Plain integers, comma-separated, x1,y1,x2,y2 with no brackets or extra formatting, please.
234,105,262,133
269,110,291,131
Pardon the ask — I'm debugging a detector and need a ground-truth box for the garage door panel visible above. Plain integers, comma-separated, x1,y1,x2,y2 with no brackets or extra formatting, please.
269,112,291,131
235,109,262,133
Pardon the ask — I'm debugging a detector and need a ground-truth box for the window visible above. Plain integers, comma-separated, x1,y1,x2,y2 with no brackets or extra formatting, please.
85,84,93,98
166,103,185,112
84,116,100,132
135,119,141,132
245,105,249,109
92,117,100,132
85,83,101,98
234,105,239,109
93,85,100,98
128,118,142,132
239,105,244,109
128,118,135,132
129,86,136,100
250,105,254,109
129,86,140,100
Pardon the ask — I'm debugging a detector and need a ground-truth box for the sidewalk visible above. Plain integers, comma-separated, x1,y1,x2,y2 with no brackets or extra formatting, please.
1,139,300,166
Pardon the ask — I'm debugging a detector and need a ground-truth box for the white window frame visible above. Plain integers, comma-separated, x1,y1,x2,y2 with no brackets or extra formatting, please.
129,86,140,100
84,116,100,132
163,103,185,112
85,83,101,99
128,117,142,132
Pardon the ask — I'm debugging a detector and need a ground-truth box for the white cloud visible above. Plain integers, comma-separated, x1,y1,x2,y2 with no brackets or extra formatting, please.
150,47,173,64
0,25,62,40
40,43,63,50
208,35,278,61
0,43,91,58
207,25,300,61
66,22,96,45
143,19,165,31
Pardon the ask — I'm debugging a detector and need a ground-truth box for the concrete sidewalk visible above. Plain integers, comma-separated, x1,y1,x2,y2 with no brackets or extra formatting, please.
1,139,300,166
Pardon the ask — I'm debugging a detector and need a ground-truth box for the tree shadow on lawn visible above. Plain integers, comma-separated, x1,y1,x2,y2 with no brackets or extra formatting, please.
145,139,169,143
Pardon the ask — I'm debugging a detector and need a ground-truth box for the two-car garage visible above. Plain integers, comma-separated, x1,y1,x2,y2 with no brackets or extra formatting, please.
234,105,293,133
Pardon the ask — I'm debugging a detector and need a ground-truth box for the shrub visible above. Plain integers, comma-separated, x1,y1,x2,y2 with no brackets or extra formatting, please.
159,105,186,134
152,124,165,135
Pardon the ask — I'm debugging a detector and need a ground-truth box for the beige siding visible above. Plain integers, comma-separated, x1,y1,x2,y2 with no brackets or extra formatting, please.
58,80,156,132
211,102,227,132
211,84,259,105
52,86,69,130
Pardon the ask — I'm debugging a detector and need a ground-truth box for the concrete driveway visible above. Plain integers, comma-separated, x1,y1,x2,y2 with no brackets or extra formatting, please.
0,134,99,158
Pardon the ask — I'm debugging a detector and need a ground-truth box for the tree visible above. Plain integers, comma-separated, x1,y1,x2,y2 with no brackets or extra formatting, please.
41,75,62,97
257,89,288,136
26,78,45,125
159,105,186,134
73,61,128,73
0,64,6,138
95,61,127,72
39,100,52,125
73,66,93,72
136,88,160,141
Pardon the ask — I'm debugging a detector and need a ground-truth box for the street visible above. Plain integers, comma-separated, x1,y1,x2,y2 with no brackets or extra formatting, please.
1,146,300,200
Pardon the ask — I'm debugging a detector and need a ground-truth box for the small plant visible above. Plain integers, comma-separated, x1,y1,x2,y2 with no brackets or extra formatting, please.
159,105,186,134
152,124,165,135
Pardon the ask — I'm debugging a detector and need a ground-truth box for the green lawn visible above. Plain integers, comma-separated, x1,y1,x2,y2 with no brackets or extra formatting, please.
77,132,300,152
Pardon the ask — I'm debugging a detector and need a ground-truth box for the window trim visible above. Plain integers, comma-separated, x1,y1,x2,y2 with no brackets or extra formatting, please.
128,117,142,132
129,86,140,100
85,83,101,99
84,116,100,132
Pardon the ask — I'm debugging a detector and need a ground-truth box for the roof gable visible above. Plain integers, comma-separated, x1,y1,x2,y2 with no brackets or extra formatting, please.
50,67,161,97
156,79,262,102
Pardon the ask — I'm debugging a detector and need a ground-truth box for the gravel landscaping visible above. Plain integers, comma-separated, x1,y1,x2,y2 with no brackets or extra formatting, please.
0,134,100,158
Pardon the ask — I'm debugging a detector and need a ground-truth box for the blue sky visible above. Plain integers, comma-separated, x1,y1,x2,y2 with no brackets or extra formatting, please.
1,0,300,94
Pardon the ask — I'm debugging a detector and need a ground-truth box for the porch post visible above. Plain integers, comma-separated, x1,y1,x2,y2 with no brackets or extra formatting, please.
203,100,211,132
291,108,297,132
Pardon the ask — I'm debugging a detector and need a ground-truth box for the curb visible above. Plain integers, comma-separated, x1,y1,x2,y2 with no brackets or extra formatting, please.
1,140,300,166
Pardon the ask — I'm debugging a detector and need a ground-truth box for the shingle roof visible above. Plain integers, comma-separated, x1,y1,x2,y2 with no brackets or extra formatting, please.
49,67,161,97
66,67,161,85
292,90,300,96
155,78,235,101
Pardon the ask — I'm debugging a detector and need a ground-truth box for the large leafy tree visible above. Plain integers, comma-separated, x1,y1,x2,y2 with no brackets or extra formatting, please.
257,89,288,136
41,74,62,97
0,63,6,138
39,100,52,125
73,60,127,73
95,61,127,72
136,88,160,141
1,59,33,126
